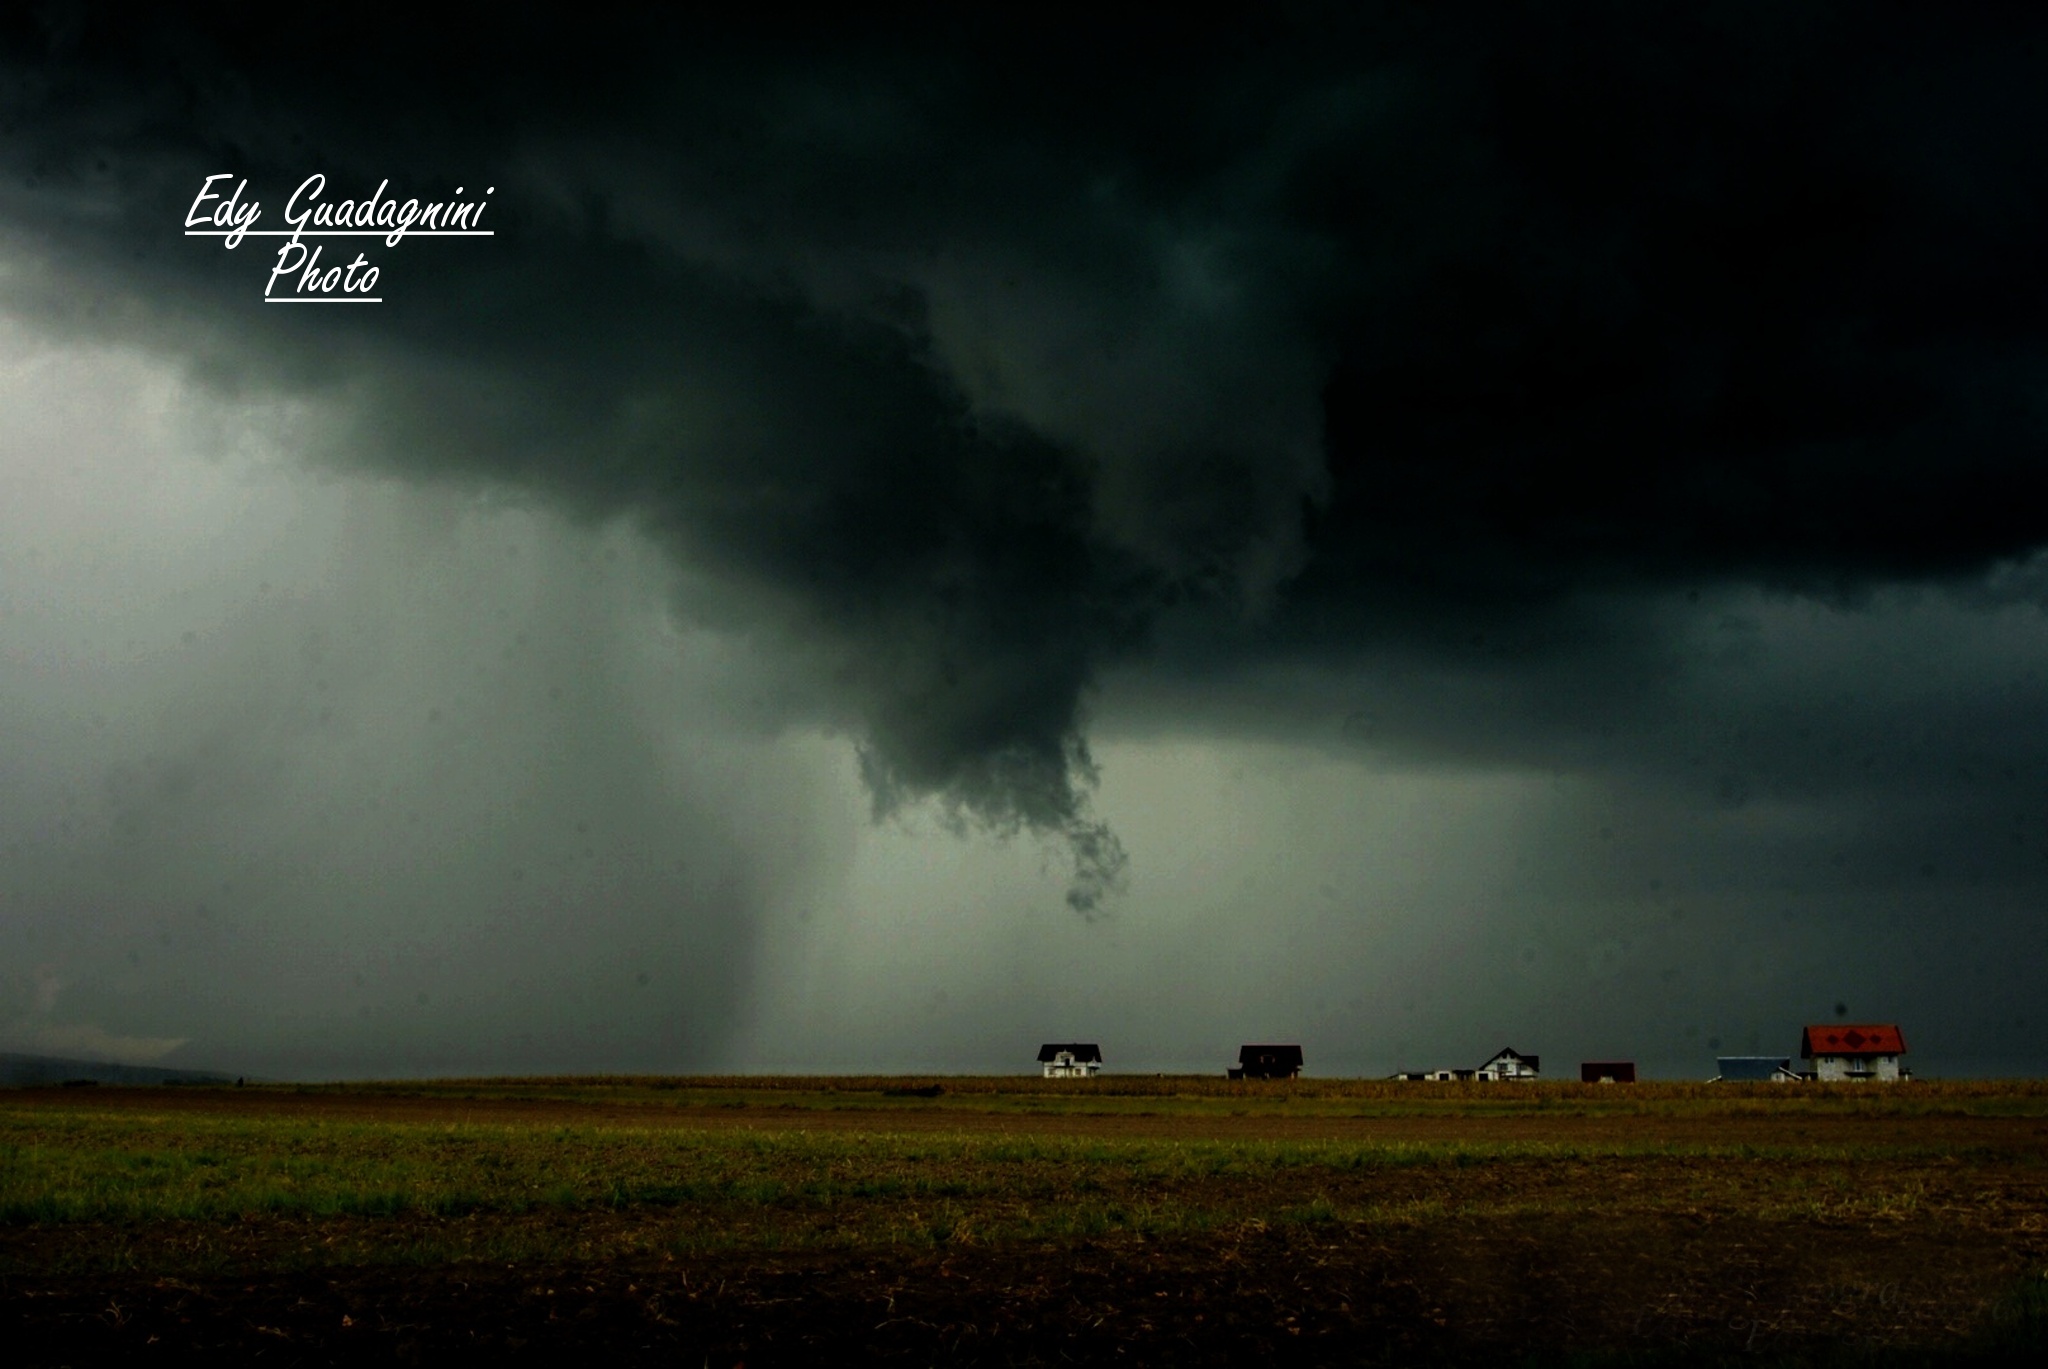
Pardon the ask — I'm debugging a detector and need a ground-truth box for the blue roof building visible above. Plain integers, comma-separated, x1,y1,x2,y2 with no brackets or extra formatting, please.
1714,1055,1800,1082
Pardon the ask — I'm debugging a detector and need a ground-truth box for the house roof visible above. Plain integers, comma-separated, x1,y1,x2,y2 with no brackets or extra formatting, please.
1238,1044,1304,1067
1485,1046,1539,1069
1036,1043,1102,1062
1800,1024,1906,1058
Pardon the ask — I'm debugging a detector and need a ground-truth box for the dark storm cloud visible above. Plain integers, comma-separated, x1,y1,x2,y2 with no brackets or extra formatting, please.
1300,9,2048,616
4,4,2047,911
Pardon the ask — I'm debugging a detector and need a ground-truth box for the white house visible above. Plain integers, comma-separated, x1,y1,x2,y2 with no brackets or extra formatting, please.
1037,1043,1103,1078
1475,1046,1541,1081
1396,1049,1539,1082
1801,1024,1908,1081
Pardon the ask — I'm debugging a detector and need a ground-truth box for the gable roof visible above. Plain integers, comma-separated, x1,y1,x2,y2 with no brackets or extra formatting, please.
1800,1024,1906,1058
1238,1044,1304,1067
1036,1042,1102,1062
1484,1046,1539,1069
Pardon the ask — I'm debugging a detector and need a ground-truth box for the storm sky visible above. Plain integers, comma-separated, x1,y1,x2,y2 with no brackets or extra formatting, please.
2,6,2045,1078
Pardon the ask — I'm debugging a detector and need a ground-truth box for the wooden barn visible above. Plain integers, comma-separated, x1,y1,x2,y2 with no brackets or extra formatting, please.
1230,1044,1303,1080
1801,1024,1908,1081
1037,1043,1103,1078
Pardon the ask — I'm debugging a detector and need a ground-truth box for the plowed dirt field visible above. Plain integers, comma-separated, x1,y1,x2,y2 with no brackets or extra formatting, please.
6,1080,2045,1365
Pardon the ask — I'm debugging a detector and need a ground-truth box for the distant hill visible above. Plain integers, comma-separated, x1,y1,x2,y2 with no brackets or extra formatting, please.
0,1053,236,1087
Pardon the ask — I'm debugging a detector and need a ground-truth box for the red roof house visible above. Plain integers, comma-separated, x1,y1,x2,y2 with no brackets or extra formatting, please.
1800,1024,1908,1081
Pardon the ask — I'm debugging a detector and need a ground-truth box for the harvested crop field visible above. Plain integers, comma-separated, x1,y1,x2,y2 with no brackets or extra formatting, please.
5,1078,2046,1365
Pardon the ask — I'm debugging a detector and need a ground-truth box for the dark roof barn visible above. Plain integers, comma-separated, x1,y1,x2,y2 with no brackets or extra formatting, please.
1234,1044,1304,1079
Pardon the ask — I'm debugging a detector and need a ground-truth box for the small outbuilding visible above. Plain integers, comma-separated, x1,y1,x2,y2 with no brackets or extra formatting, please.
1580,1060,1636,1083
1712,1056,1801,1083
1476,1047,1540,1081
1231,1044,1304,1080
1801,1024,1908,1081
1037,1043,1103,1079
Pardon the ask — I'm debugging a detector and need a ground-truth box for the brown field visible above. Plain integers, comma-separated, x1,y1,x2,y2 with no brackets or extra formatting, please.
5,1077,2047,1365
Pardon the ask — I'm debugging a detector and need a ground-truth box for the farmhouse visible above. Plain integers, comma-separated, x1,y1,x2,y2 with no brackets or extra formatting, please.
1580,1060,1636,1083
1394,1051,1541,1082
1476,1046,1540,1081
1037,1043,1103,1078
1230,1044,1303,1080
1712,1056,1802,1083
1801,1023,1908,1081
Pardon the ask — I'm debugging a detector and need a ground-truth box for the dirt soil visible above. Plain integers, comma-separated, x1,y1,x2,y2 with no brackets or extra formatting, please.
10,1219,2041,1367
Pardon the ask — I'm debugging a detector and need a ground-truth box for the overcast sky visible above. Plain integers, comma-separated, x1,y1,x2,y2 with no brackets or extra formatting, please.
2,7,2044,1079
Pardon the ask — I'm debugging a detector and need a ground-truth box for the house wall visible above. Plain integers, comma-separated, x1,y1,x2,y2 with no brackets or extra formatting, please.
1042,1054,1101,1078
1814,1054,1903,1081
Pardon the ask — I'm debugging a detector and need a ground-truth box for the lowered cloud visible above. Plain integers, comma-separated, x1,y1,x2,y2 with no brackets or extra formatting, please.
14,1023,189,1066
0,964,187,1064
